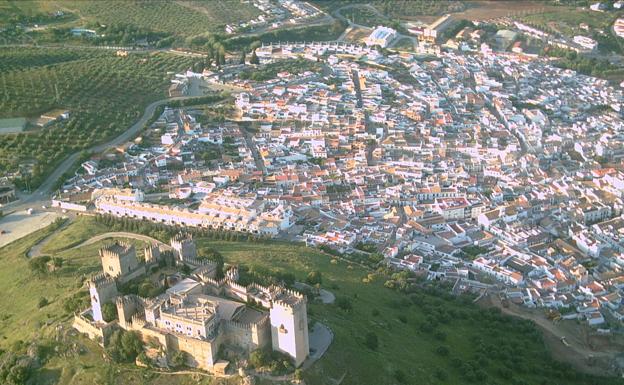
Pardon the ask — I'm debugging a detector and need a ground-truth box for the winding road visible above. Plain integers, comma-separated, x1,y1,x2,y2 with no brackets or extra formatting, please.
4,94,226,214
69,231,171,251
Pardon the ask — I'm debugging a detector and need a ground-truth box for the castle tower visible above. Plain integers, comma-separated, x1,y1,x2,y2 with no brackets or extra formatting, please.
144,244,161,265
88,273,118,323
269,290,309,367
99,241,139,278
115,295,145,329
170,233,197,263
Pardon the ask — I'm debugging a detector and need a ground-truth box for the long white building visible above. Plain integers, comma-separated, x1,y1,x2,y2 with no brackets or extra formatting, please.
95,196,292,236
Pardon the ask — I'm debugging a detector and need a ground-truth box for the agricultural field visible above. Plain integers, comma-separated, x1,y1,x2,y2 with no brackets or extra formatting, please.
313,0,462,17
0,0,261,37
0,47,197,188
1,216,621,385
521,7,621,38
339,6,388,28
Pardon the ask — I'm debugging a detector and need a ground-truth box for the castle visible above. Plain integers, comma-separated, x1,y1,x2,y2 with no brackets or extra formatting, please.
73,234,310,371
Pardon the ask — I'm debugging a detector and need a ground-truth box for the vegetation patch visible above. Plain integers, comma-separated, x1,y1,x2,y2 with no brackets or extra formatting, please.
0,47,195,189
239,58,323,82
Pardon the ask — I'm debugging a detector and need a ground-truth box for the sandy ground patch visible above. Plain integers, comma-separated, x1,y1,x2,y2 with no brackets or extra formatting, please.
0,210,62,248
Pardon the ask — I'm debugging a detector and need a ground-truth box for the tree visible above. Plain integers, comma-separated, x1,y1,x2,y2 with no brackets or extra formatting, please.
394,369,406,383
106,330,143,363
63,291,89,313
136,351,151,367
335,296,352,312
52,257,64,270
170,351,187,368
102,302,117,323
0,350,36,385
37,297,48,309
249,49,259,65
435,345,449,356
306,270,322,285
249,349,270,368
364,331,378,350
294,368,303,382
239,49,246,64
28,255,51,275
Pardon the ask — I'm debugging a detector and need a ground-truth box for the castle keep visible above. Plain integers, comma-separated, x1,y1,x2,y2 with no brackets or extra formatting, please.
99,241,145,283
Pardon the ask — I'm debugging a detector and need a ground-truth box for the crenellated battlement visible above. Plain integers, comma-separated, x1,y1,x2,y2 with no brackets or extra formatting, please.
144,244,161,264
170,233,197,261
88,272,116,288
99,241,134,260
225,266,239,281
183,256,218,268
225,319,253,331
272,288,306,309
170,232,193,244
115,294,146,308
130,312,146,328
228,280,248,293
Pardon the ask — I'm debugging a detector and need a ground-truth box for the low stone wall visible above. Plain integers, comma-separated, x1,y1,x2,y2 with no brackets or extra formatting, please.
72,311,116,346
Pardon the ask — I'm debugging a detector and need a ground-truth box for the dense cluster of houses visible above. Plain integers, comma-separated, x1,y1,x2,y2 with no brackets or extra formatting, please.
54,33,624,328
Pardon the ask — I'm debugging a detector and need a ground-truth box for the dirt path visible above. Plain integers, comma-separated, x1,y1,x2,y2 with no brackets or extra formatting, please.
478,293,617,376
26,218,71,258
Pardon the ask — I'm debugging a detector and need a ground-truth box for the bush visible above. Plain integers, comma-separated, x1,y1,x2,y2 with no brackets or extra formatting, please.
0,350,36,385
102,302,117,323
170,351,187,368
249,348,270,368
435,345,449,356
364,332,378,350
306,270,322,285
434,368,447,380
249,349,293,374
137,351,152,367
434,331,446,341
37,297,49,309
335,296,353,312
28,255,51,275
106,330,143,363
394,369,406,383
62,291,89,313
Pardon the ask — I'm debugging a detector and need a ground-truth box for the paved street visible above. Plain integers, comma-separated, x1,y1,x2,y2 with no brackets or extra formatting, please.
303,322,333,369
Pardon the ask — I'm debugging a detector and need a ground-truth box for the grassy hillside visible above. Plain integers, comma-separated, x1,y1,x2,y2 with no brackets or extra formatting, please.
0,217,621,385
0,47,196,188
